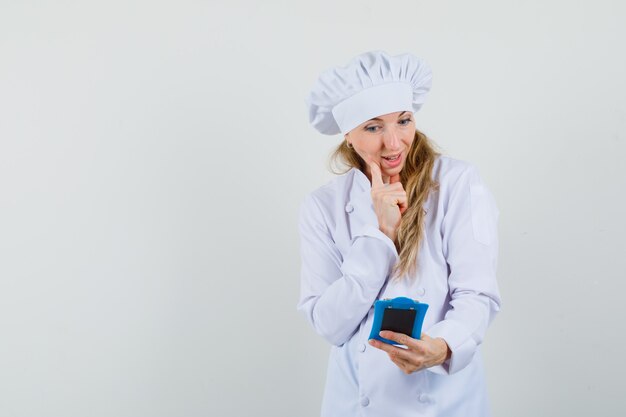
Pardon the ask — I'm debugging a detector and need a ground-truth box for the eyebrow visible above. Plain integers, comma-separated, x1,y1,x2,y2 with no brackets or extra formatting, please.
367,111,409,122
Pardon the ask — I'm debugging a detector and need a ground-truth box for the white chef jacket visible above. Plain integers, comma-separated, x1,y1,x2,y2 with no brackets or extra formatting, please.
297,155,502,417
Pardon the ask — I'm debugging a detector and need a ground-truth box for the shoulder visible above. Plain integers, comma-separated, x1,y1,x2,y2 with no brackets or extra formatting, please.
433,155,480,187
433,155,497,204
306,168,353,205
434,155,499,216
299,168,356,223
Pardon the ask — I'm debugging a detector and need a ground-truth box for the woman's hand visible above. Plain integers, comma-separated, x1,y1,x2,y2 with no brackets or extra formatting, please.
368,331,451,374
367,159,408,244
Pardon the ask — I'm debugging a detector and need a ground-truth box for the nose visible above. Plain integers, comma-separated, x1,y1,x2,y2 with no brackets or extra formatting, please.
383,127,401,151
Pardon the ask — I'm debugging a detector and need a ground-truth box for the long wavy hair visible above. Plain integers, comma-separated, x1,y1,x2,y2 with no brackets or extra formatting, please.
328,129,440,282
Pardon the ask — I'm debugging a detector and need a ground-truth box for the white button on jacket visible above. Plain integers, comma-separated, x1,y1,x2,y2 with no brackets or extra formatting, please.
297,156,502,417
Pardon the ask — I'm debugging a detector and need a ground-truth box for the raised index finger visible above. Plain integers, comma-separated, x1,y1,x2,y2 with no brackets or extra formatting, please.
367,158,385,187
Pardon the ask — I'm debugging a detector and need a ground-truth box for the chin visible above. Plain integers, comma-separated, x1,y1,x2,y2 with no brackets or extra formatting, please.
383,163,404,172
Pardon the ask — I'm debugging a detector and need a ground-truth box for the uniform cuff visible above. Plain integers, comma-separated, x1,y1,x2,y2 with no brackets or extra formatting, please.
352,223,398,259
424,320,477,375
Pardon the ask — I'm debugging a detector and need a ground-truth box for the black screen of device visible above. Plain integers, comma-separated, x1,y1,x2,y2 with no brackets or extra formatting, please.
381,308,416,336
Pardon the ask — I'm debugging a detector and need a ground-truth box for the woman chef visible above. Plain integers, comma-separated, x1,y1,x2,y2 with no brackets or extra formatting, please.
297,50,502,417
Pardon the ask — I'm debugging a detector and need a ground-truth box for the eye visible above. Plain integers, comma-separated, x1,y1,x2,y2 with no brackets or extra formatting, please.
399,118,412,125
364,125,380,133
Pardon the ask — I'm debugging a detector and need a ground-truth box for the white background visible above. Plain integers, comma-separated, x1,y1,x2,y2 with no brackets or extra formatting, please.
1,1,625,416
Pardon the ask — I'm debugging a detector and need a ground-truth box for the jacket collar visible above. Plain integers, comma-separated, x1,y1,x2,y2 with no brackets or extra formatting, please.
346,167,379,239
351,167,371,193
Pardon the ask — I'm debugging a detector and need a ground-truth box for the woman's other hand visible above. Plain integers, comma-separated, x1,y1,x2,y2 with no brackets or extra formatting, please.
368,331,451,374
367,159,408,244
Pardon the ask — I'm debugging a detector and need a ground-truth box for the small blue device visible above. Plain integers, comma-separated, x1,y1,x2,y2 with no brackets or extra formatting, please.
369,297,429,345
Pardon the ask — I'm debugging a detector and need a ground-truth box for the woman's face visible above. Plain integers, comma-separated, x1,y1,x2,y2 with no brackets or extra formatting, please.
345,110,415,183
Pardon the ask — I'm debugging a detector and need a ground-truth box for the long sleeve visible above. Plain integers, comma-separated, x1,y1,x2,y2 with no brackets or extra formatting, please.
296,192,398,347
425,165,502,375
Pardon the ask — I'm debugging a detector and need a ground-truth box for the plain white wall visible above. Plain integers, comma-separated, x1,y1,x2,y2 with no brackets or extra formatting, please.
1,1,625,416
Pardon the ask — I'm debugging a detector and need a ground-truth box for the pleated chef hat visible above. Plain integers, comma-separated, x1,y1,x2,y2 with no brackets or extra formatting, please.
305,50,433,135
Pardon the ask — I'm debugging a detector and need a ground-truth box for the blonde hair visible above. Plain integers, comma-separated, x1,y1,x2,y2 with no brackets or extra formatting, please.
328,129,440,282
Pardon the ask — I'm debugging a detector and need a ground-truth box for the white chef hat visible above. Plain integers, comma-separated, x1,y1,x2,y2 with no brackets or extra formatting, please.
305,50,433,135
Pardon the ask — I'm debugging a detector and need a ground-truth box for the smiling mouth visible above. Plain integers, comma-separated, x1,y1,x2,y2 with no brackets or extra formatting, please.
382,153,401,161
